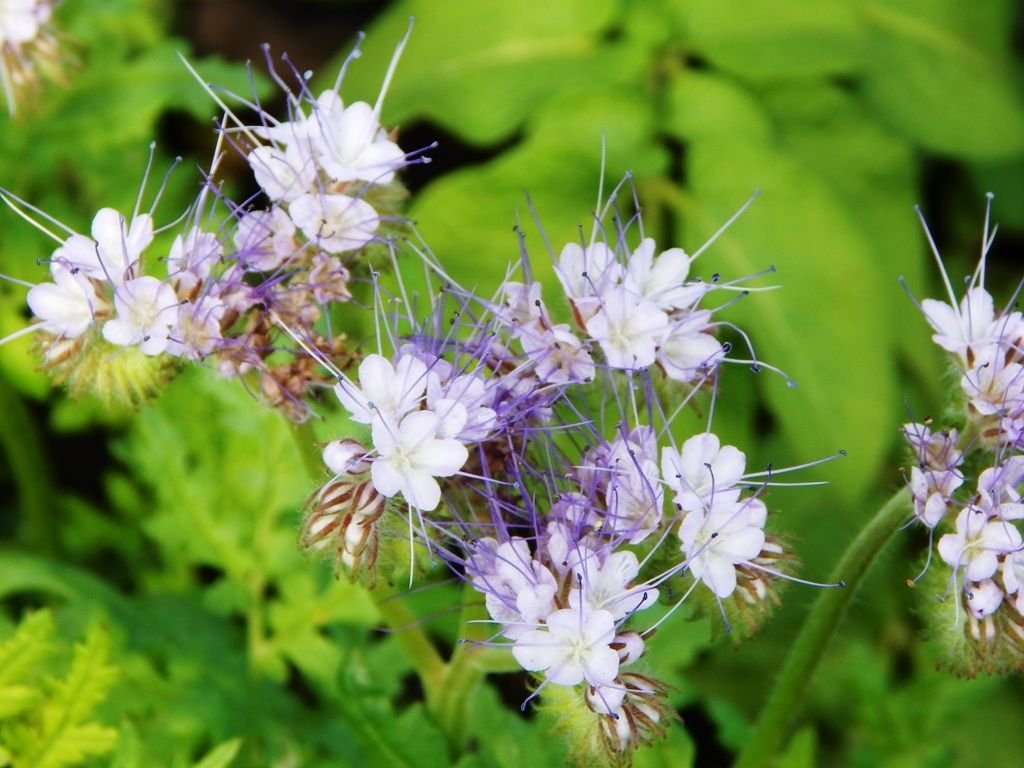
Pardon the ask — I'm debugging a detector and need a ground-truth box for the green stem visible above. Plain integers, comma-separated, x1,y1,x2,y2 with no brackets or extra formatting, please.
432,584,491,756
289,421,447,707
0,381,55,554
733,487,912,768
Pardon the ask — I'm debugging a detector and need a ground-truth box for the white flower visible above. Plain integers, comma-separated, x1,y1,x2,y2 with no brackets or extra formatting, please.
962,358,1024,417
288,192,379,254
584,286,668,370
167,229,222,295
470,538,559,640
512,607,620,687
555,242,622,323
0,0,49,45
977,457,1024,520
1002,550,1024,616
662,432,746,513
908,466,959,528
921,287,996,365
570,550,658,620
26,262,105,338
657,310,724,383
426,372,496,442
52,208,153,285
334,353,428,424
937,507,1023,582
369,411,468,511
101,276,179,355
498,280,547,336
306,93,406,184
625,238,706,310
247,143,317,203
164,297,224,360
678,496,767,598
520,324,595,384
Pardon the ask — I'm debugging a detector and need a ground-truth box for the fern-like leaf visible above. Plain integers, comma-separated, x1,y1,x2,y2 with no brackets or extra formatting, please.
2,622,120,768
0,612,56,722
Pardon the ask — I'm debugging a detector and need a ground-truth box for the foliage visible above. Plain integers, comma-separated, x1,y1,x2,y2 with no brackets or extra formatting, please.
2,0,1023,766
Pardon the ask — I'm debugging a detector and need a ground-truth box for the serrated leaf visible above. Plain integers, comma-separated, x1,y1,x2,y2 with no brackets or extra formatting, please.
0,686,42,720
0,611,56,691
8,623,120,768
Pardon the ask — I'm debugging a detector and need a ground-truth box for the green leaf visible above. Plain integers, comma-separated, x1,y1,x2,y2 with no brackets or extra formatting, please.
3,623,120,768
678,136,900,507
675,0,866,79
0,611,56,717
191,738,243,768
777,727,817,768
333,0,647,145
406,87,665,294
861,0,1024,160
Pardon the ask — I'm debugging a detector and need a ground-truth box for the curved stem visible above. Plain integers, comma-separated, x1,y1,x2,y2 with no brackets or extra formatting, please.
0,380,55,554
289,421,447,706
733,487,912,768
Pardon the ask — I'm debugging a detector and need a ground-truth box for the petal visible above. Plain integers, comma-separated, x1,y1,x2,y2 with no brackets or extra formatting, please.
512,630,561,672
582,645,621,687
370,456,404,498
412,438,468,477
702,555,738,598
403,470,442,511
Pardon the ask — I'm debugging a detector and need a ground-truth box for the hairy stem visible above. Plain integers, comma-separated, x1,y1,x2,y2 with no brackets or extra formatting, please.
289,421,448,706
733,487,912,768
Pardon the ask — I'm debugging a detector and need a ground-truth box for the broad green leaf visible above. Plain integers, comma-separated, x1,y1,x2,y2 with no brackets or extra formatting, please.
758,82,937,405
332,0,648,145
666,70,772,144
406,88,665,294
681,138,899,506
861,0,1024,160
675,0,865,79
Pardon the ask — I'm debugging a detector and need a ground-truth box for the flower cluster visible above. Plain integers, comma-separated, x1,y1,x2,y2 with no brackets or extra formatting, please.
2,37,417,418
903,198,1024,672
2,30,838,765
301,177,832,760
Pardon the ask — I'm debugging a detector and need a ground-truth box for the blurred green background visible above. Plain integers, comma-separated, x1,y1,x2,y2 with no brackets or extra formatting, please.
1,0,1022,766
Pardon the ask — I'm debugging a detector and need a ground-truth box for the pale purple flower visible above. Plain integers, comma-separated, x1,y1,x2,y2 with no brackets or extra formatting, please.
369,410,468,511
102,276,180,355
512,607,620,687
662,432,746,513
26,262,105,338
288,192,379,254
678,496,767,598
937,506,1022,582
53,208,153,285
